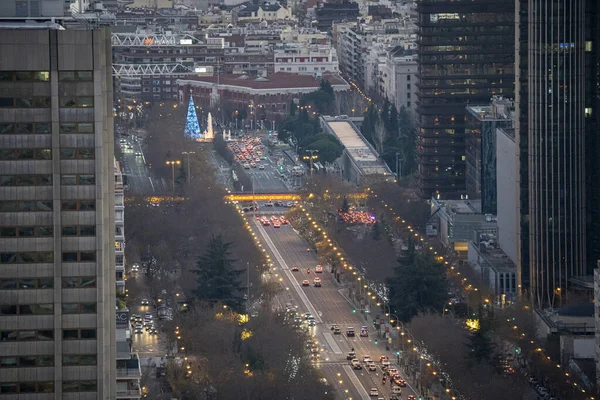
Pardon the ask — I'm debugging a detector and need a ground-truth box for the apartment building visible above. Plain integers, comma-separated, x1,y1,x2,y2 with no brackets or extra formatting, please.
274,43,338,77
0,25,116,399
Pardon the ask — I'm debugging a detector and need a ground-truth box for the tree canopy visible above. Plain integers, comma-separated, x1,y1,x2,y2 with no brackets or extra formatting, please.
192,234,247,313
386,243,449,322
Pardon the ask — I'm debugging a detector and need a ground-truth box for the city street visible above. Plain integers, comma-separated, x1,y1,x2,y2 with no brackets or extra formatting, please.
253,217,420,400
118,133,165,195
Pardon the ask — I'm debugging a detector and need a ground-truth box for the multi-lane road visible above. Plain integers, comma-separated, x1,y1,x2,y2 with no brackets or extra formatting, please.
118,133,165,195
253,215,419,400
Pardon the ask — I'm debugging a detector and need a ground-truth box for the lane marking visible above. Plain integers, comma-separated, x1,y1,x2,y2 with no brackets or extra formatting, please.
148,177,155,192
343,365,371,400
254,220,322,323
322,332,343,355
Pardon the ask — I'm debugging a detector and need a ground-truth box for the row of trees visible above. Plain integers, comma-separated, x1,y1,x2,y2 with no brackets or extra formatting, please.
361,99,417,178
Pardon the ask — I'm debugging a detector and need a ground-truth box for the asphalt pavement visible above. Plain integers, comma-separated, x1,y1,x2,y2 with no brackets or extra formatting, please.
118,133,165,195
253,218,419,400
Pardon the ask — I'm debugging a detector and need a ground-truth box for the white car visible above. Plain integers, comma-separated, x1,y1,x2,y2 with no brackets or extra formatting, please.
363,356,372,363
141,298,149,306
131,263,140,272
391,386,402,394
367,362,377,371
258,164,264,170
369,388,379,397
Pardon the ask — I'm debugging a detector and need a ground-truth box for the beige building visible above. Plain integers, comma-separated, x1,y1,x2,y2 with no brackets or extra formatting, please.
0,25,116,399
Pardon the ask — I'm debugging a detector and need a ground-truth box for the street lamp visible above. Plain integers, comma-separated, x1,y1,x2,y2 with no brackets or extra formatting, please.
182,152,196,185
165,160,181,195
303,149,319,177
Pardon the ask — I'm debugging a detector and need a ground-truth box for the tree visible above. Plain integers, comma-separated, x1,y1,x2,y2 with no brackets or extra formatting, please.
192,234,247,312
388,104,399,137
319,79,335,98
289,101,297,117
301,134,343,164
373,115,386,153
387,243,448,322
371,220,382,240
467,304,495,365
398,106,417,174
341,196,350,213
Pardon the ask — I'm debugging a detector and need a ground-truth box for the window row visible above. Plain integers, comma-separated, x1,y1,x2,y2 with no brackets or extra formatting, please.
0,278,53,290
0,252,53,264
60,122,94,134
59,71,93,82
62,276,97,288
62,225,96,236
60,96,94,108
0,330,54,341
0,382,54,394
0,71,50,82
0,304,53,316
0,200,53,212
0,123,50,135
0,355,54,368
63,354,97,366
0,97,51,108
60,148,95,160
61,174,95,185
0,148,52,160
62,303,97,314
0,226,53,237
0,174,52,186
63,329,96,340
62,200,95,211
62,251,96,262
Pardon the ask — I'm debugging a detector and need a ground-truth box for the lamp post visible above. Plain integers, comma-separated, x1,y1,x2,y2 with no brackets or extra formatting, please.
303,149,319,177
181,151,195,185
165,160,181,195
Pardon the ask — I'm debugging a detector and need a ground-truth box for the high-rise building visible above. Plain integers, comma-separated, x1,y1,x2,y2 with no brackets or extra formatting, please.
415,0,515,199
0,24,116,398
515,0,595,306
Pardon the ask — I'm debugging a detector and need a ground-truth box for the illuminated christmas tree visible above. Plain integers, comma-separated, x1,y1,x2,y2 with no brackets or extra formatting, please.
184,96,202,139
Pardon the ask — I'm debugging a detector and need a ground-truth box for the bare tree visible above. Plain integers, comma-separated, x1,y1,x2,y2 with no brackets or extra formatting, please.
373,117,386,153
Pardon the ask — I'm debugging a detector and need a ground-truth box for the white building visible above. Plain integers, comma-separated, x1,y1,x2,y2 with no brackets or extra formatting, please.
280,27,328,45
385,51,417,112
274,43,338,77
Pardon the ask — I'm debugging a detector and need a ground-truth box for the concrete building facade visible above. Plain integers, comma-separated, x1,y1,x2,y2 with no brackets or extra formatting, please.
0,27,116,399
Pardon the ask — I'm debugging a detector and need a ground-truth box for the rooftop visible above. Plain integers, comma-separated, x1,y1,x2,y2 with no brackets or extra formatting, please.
435,199,482,214
178,72,348,90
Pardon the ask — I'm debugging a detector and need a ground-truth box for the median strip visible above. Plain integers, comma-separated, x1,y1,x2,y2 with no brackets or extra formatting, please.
322,332,343,355
342,365,371,400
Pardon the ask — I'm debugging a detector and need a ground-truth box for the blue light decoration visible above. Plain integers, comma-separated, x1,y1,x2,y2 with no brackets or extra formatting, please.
184,96,202,140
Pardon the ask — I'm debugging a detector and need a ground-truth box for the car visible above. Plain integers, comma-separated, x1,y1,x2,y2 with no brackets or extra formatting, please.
135,152,142,157
367,362,377,371
333,327,341,334
273,221,281,228
141,299,149,306
258,164,264,170
294,315,302,324
351,360,362,370
303,313,312,320
369,388,379,397
261,219,270,226
250,162,256,168
292,266,299,271
243,163,250,169
363,356,372,363
144,312,153,319
134,324,143,334
145,324,154,331
131,263,140,272
315,265,323,273
285,201,295,207
380,355,389,363
302,280,310,286
149,328,158,335
387,368,399,378
391,386,402,395
307,320,316,327
346,351,356,360
265,200,274,207
280,217,288,224
396,379,407,387
313,278,321,287
360,326,369,337
382,359,391,368
346,327,355,337
407,396,417,400
274,201,284,207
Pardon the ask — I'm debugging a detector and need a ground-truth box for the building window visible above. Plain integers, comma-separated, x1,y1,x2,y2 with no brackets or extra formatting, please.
60,175,95,185
0,226,53,238
62,303,96,314
59,96,94,108
59,71,93,81
63,381,97,392
62,251,96,263
0,252,54,264
60,148,95,160
0,71,49,82
0,278,52,290
61,200,95,211
61,225,96,236
0,122,49,134
0,148,52,160
61,277,96,289
0,174,52,186
62,330,97,340
63,355,97,366
59,123,94,134
0,201,53,212
0,304,53,315
0,382,53,393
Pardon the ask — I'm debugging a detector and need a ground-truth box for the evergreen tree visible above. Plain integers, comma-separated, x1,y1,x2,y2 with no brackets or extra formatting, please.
386,242,449,322
372,220,382,240
341,196,350,213
381,98,392,132
290,101,297,117
319,80,335,98
192,234,246,312
388,105,399,138
467,304,495,365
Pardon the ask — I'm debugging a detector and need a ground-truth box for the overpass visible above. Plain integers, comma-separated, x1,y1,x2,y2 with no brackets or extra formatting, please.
124,192,367,204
